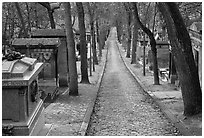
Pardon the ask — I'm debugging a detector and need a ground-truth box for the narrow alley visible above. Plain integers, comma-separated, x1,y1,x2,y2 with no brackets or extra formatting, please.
86,28,181,136
2,2,202,136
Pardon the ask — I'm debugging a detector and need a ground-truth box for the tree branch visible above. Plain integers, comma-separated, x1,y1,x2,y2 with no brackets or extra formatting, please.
38,2,51,10
51,3,62,11
132,3,152,37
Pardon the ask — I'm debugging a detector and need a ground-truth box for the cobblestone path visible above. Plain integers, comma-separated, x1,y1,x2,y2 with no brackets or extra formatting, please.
86,28,181,136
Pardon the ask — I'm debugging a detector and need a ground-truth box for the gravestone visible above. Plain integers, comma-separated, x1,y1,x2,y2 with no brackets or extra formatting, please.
2,56,46,136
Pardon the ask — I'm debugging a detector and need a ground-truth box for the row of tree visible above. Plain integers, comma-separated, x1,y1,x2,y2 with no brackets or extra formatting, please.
2,2,111,94
50,2,111,96
2,2,201,116
2,2,110,43
113,2,202,116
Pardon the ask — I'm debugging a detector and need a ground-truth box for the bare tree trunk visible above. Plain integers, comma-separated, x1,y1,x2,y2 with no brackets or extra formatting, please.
34,3,39,28
3,19,8,44
64,2,78,95
48,10,55,29
91,21,98,65
15,2,28,38
123,3,132,58
101,31,106,49
91,27,96,72
133,2,160,85
10,4,15,39
158,2,202,116
131,22,138,64
87,3,98,66
38,2,56,29
26,3,31,33
3,3,9,44
152,3,157,34
76,2,90,84
116,20,122,43
126,12,131,58
96,19,102,57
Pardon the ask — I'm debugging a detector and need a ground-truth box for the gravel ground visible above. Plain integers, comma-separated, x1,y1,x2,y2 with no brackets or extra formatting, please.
43,48,107,136
86,28,181,136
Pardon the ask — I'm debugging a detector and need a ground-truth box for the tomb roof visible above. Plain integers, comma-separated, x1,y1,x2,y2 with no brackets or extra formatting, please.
12,38,60,46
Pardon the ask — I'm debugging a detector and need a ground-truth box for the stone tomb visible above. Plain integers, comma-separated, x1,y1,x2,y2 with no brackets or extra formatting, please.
31,29,69,87
2,57,46,135
12,38,60,99
12,38,59,82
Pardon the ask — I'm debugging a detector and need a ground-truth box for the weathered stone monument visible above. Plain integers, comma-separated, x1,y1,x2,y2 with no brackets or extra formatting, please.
31,29,69,87
2,54,45,136
12,38,60,98
12,38,59,81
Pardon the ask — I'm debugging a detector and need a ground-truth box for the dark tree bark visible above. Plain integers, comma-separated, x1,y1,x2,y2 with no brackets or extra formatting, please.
126,17,131,58
48,10,55,29
133,2,160,85
96,19,102,57
115,19,122,43
15,2,28,38
3,20,8,44
87,3,98,66
98,25,107,50
64,2,78,95
131,22,138,64
92,22,98,66
76,2,90,84
92,27,96,72
124,3,132,58
158,2,202,116
3,3,9,44
38,2,56,29
10,4,15,40
25,3,31,33
34,3,39,28
100,30,106,49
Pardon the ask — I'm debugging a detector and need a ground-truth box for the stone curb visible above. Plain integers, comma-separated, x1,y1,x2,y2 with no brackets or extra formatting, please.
79,46,109,136
116,43,193,136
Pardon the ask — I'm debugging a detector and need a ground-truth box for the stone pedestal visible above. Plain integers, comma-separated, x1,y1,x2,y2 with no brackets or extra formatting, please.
2,57,46,136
